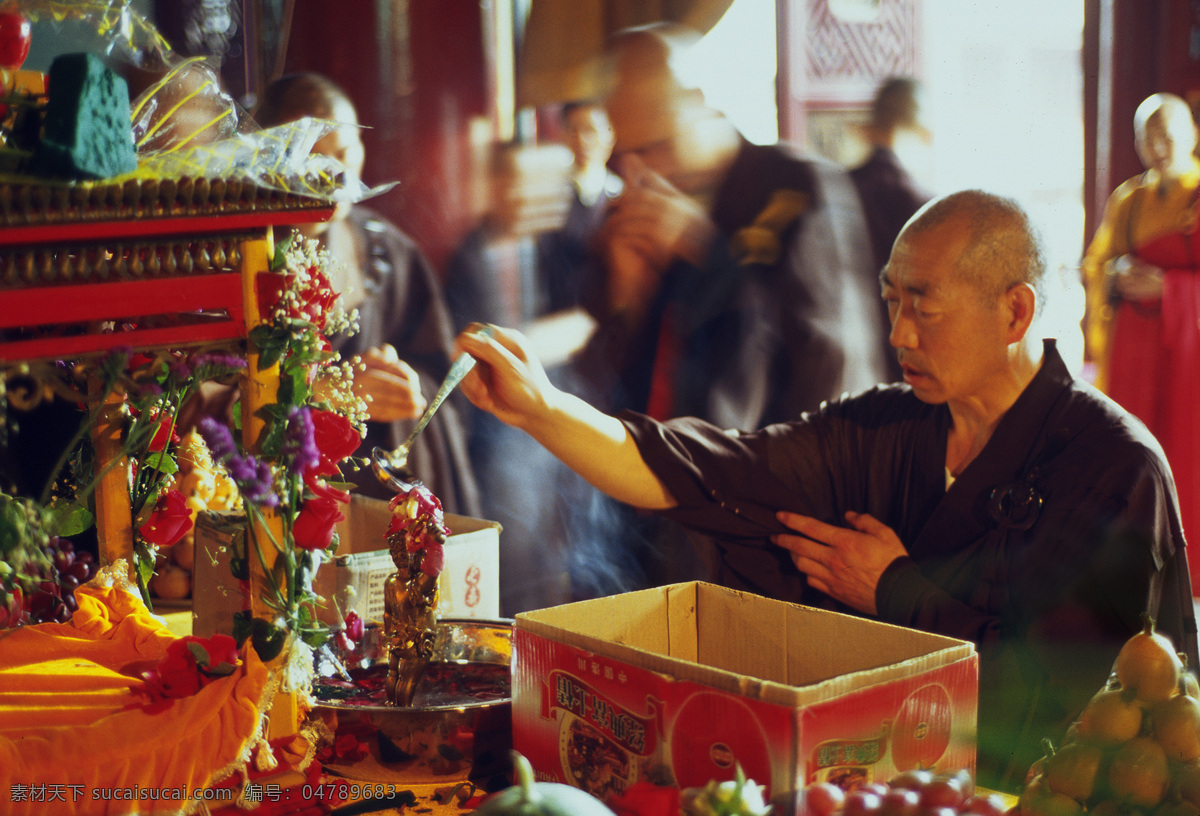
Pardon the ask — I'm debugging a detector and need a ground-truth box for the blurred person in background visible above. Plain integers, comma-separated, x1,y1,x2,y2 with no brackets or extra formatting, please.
575,23,888,587
524,100,623,367
851,77,934,273
850,76,933,382
1081,92,1200,588
254,72,480,515
444,103,631,613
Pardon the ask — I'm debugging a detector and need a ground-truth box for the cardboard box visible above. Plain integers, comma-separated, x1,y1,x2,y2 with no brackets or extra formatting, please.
512,581,978,812
192,495,501,638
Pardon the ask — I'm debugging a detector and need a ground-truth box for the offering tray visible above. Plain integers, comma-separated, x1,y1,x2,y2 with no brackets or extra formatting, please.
313,619,513,788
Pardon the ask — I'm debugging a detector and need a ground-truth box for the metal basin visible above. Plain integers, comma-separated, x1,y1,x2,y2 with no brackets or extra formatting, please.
312,618,513,785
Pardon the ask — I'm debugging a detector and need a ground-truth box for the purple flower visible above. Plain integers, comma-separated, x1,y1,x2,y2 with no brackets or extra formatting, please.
189,352,247,372
283,407,320,476
170,356,193,380
237,458,279,508
226,456,257,483
197,417,237,462
196,419,280,508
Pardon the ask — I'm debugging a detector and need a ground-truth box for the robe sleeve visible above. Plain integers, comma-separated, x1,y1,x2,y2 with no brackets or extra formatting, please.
1081,180,1137,384
619,388,937,602
876,556,1002,645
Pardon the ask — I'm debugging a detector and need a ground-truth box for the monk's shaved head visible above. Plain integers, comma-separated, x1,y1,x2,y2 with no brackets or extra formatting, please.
900,190,1046,311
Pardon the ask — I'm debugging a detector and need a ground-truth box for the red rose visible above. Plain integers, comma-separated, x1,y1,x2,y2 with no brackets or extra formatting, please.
139,489,193,547
255,266,340,331
310,409,361,476
343,610,364,642
292,494,346,551
128,352,156,371
145,641,203,699
304,471,352,505
148,413,181,452
298,265,340,330
139,634,241,710
187,633,240,678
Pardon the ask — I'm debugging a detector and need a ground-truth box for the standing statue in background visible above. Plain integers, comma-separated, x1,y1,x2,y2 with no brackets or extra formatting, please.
1081,92,1200,587
383,484,448,706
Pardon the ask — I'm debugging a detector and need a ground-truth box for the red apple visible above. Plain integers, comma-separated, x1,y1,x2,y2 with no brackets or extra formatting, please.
0,11,30,70
879,787,922,816
802,782,847,816
843,789,884,816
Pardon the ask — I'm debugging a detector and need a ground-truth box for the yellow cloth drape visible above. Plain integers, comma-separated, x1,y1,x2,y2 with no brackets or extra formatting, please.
0,581,270,815
1081,159,1200,391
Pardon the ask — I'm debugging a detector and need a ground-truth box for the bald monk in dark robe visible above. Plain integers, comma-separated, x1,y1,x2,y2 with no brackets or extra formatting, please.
452,190,1199,793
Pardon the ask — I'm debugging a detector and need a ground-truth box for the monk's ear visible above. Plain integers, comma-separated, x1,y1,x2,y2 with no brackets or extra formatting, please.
1004,282,1037,342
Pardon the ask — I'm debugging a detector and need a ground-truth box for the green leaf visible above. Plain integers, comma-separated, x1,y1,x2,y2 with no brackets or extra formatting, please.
186,641,212,666
257,343,285,371
206,660,238,678
250,617,288,662
248,324,291,371
142,451,179,475
270,232,295,272
47,501,94,537
232,611,253,646
298,625,329,649
229,555,249,582
257,417,287,459
135,549,156,586
277,366,310,407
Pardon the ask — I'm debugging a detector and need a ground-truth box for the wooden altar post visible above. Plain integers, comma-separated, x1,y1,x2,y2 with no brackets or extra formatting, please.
90,379,135,575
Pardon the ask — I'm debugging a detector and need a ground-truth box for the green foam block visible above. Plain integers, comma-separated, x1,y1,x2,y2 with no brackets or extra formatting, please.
35,52,138,180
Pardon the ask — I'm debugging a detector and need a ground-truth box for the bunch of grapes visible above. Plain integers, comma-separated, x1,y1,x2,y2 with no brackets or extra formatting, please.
802,769,1009,816
18,537,98,624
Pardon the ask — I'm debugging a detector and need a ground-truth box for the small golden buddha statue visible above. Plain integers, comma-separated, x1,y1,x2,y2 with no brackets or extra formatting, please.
382,483,448,706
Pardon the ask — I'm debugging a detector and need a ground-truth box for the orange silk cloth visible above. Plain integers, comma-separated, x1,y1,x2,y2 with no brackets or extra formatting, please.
0,582,270,815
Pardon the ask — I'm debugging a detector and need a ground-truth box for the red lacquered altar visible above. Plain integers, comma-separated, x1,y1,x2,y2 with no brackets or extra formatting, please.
0,177,340,815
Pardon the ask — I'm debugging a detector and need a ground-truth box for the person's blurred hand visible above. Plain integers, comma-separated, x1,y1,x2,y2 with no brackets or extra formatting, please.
353,344,427,422
491,144,574,237
603,153,716,270
600,225,662,327
1111,254,1165,302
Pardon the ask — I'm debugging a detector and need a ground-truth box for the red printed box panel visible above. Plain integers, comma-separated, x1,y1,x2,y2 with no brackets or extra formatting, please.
512,628,977,803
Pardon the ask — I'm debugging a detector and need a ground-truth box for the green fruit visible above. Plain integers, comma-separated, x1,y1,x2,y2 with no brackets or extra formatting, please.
474,752,617,816
681,763,772,816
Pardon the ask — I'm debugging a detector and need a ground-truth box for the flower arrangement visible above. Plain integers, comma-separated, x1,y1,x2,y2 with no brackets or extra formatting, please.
0,232,369,672
136,632,241,712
